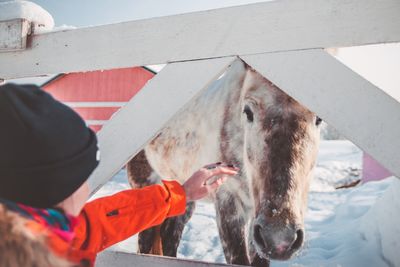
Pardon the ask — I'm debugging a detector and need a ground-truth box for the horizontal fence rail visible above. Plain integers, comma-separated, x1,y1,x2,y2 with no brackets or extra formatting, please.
1,0,400,79
96,251,242,267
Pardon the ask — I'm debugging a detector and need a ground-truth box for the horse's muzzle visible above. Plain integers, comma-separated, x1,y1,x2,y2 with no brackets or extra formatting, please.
252,217,304,260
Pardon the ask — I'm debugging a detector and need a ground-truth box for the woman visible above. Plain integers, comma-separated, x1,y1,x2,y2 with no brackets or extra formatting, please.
0,83,238,266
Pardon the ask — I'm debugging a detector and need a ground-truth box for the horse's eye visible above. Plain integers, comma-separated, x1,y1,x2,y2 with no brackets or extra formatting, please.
243,105,254,122
315,116,322,126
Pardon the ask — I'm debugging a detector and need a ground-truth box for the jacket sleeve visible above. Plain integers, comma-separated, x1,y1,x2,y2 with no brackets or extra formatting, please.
71,180,186,255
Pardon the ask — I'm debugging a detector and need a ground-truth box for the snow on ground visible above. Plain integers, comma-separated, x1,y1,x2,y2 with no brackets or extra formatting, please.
360,178,400,267
0,1,54,33
311,140,362,192
274,178,395,267
94,140,399,266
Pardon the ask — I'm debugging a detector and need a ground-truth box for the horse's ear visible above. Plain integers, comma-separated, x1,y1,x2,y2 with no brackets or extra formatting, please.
242,61,251,70
242,61,258,74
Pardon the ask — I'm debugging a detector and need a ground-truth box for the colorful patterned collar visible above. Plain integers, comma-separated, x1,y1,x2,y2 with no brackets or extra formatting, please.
0,198,78,242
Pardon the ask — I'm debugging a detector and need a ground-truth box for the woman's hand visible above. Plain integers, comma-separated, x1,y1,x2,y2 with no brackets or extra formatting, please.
183,162,239,202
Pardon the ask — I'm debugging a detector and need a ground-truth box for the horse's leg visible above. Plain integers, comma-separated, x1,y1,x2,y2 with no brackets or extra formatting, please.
215,190,250,265
127,150,195,257
149,225,163,255
160,201,196,256
214,189,270,267
215,189,270,267
248,238,270,267
127,150,163,255
250,254,270,267
137,202,196,256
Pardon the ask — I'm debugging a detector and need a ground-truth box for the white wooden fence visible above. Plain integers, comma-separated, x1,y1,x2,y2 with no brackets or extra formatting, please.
96,251,242,267
1,0,399,266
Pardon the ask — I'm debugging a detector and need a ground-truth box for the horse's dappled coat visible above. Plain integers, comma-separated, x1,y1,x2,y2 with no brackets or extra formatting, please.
128,59,321,266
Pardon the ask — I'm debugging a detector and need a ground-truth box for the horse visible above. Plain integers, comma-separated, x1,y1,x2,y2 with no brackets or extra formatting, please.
127,59,321,266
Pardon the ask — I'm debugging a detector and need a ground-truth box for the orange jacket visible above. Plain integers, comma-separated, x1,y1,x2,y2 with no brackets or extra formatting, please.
49,180,186,266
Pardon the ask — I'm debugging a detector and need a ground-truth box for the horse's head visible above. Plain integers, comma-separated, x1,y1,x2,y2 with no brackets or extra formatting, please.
240,68,320,260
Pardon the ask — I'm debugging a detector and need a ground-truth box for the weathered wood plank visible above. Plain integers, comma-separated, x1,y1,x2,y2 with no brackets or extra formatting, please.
88,57,236,194
96,251,241,267
1,0,400,79
242,50,400,178
0,19,31,52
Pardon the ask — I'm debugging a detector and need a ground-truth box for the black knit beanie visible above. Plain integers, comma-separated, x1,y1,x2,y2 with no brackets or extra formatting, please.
0,83,99,208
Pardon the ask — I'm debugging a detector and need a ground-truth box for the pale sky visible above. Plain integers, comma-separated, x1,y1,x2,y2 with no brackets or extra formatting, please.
30,0,268,27
10,0,400,102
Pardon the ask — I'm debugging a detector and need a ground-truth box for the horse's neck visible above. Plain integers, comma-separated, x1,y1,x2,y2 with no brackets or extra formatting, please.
170,60,246,162
174,74,243,164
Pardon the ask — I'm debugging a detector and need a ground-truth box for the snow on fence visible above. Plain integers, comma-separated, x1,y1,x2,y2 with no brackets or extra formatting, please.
0,0,400,266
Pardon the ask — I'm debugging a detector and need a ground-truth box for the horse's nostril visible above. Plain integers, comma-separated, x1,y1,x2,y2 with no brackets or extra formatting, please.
290,229,304,251
253,224,265,248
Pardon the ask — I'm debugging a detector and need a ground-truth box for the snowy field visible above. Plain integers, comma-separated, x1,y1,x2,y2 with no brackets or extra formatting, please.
94,140,399,267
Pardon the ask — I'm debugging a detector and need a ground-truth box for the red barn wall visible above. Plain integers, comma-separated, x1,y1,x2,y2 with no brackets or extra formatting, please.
43,67,155,132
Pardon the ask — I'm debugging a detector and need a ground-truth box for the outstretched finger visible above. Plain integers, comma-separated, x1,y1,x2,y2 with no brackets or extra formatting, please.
205,163,238,170
203,162,223,170
202,168,238,186
207,166,239,176
207,175,229,191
